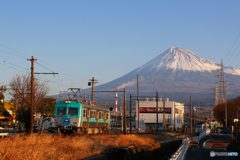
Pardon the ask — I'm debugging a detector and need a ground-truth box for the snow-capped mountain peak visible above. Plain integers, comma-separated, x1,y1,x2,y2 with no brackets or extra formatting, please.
137,47,220,72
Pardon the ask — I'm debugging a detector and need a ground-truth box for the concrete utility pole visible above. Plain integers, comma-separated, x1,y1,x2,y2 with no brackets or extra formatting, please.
84,92,86,101
193,105,195,127
124,88,126,134
190,96,192,136
213,83,219,107
204,112,206,130
212,83,218,124
88,77,98,102
156,91,158,135
130,94,132,133
174,102,176,131
27,56,37,134
15,88,18,133
137,74,140,131
163,100,165,130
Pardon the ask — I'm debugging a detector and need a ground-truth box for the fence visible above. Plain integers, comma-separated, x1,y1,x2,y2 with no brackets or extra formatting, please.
168,137,190,160
169,129,211,160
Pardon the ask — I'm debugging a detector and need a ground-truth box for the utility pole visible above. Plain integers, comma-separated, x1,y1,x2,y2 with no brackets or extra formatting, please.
193,105,195,127
137,74,140,131
212,83,218,125
84,92,86,101
163,100,165,130
88,77,98,102
59,91,61,101
15,88,18,133
190,96,192,136
213,83,219,107
156,91,158,135
130,94,132,133
124,88,126,134
174,102,176,131
204,112,206,130
27,56,37,134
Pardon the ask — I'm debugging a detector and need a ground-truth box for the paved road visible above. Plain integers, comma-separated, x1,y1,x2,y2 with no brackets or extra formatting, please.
186,134,239,160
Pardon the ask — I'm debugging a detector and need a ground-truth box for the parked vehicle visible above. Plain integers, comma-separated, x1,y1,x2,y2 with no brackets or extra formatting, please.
220,127,230,134
33,125,41,133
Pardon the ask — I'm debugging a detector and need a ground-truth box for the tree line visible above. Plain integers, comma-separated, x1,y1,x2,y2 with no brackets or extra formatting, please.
214,96,240,127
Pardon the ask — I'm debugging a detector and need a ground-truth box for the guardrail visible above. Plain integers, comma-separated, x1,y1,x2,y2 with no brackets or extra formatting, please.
169,129,211,160
168,137,190,160
195,128,211,141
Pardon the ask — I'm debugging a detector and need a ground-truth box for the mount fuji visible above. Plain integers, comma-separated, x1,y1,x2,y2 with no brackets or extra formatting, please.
91,47,240,104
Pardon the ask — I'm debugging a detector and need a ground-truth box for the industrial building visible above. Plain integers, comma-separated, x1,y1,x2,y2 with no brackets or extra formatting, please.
136,98,184,131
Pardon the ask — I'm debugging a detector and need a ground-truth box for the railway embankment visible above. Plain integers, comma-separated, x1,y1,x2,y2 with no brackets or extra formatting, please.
0,132,187,160
83,132,187,160
84,139,182,160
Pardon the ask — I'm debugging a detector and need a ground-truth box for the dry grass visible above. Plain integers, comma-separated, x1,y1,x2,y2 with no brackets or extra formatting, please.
162,132,189,139
0,134,159,160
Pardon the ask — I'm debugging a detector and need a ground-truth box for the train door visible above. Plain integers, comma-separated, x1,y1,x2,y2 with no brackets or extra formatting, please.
96,110,99,127
104,112,106,127
87,108,90,127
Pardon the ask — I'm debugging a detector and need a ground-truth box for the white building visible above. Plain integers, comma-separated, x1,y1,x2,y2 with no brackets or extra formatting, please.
40,116,55,129
136,98,184,131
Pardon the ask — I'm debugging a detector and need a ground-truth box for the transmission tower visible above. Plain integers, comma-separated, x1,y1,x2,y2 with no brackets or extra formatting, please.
219,59,227,103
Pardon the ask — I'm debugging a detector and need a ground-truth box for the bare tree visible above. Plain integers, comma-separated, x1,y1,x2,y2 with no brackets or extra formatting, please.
9,74,49,133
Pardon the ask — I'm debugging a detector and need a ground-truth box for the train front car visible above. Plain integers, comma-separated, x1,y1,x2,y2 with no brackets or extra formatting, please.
54,100,111,135
54,100,82,134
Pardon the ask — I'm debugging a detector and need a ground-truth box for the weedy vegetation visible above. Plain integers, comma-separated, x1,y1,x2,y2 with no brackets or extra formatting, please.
0,134,163,160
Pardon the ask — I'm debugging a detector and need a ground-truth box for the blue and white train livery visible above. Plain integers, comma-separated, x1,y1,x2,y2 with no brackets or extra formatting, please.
54,100,110,134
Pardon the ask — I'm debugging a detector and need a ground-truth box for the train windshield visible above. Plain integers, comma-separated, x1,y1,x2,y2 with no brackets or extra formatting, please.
68,107,79,116
57,107,67,115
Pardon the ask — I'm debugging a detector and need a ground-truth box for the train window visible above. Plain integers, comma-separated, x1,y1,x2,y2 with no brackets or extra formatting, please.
90,110,96,119
99,111,104,119
83,109,87,118
68,108,79,116
57,107,66,115
106,113,109,120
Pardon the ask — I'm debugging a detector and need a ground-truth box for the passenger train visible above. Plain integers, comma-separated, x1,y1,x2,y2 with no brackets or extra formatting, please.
54,100,111,134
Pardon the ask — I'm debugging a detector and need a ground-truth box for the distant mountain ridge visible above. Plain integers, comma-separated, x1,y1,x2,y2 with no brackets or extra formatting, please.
58,47,240,105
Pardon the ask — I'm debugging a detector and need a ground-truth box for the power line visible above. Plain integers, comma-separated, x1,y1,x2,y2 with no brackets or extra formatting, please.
0,59,29,70
0,49,26,59
224,33,240,62
0,62,28,73
35,62,55,73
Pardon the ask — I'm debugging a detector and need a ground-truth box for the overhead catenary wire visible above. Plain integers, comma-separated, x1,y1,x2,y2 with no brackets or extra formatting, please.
224,33,240,63
0,59,29,71
0,62,29,73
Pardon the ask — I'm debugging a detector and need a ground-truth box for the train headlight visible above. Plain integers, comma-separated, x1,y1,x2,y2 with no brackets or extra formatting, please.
65,101,70,103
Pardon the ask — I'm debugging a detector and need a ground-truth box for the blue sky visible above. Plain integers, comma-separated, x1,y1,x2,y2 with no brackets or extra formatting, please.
1,0,240,99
